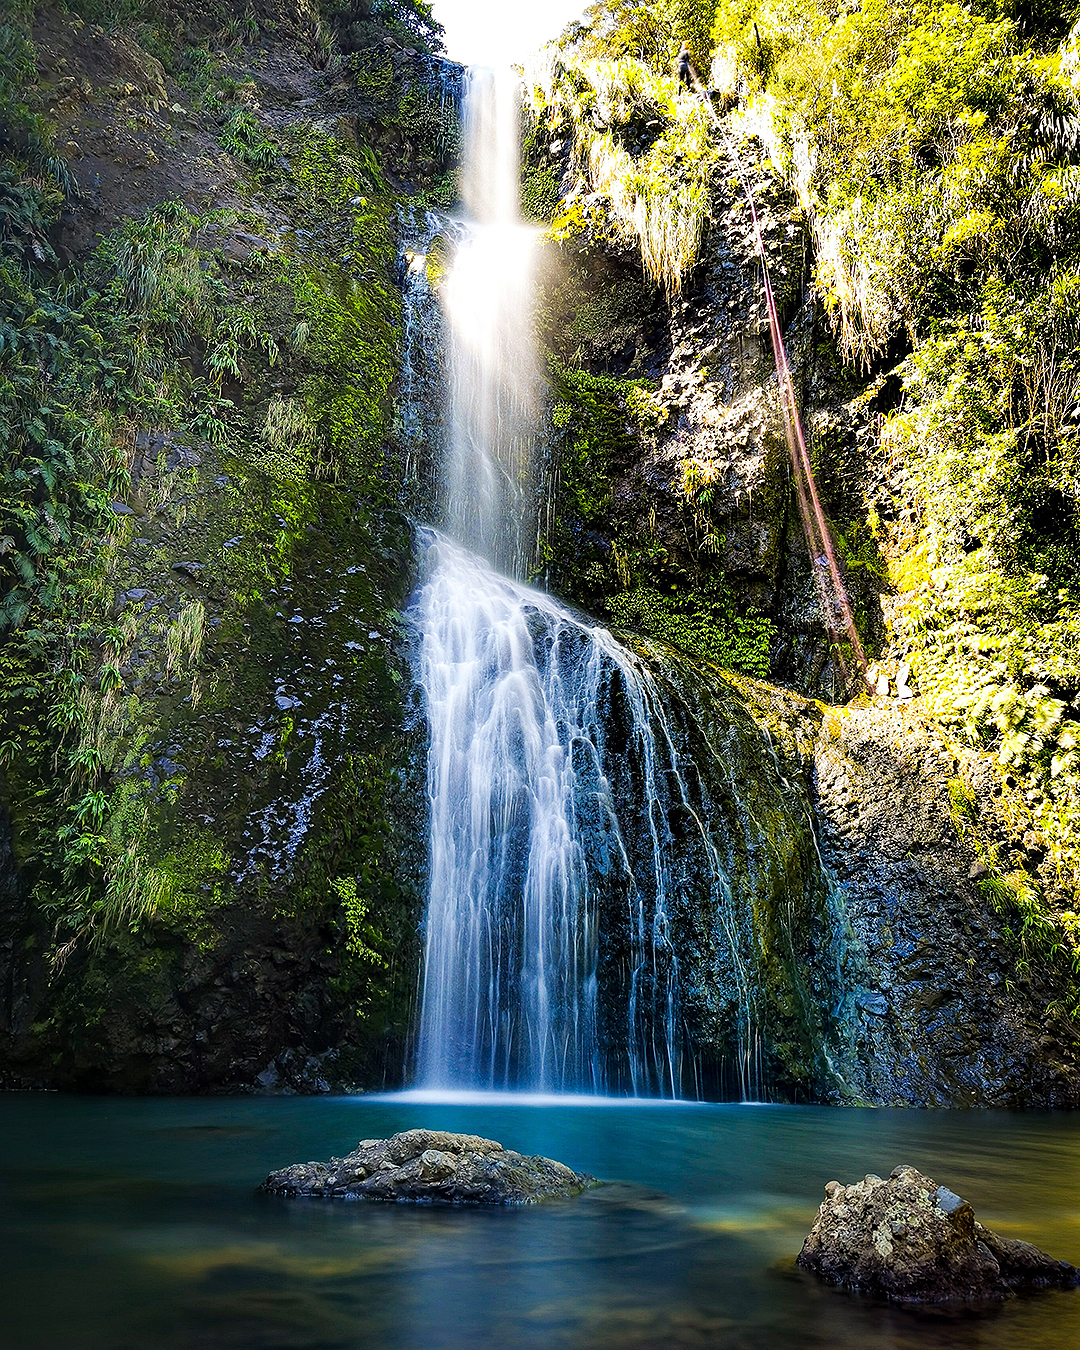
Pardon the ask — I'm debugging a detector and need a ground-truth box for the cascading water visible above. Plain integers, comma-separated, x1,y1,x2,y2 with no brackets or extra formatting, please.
407,68,790,1099
440,70,541,578
413,531,704,1095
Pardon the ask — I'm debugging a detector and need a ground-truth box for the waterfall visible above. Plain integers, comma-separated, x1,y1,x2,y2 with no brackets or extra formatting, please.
413,531,710,1095
408,68,767,1098
440,69,541,578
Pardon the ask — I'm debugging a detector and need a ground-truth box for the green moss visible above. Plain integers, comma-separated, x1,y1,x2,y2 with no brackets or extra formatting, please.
522,163,561,224
609,583,775,678
353,45,397,105
0,26,428,1086
548,365,648,521
159,827,230,910
294,259,399,482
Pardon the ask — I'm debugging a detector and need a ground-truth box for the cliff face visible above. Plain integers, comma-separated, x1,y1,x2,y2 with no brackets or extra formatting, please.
2,1,1078,1102
750,688,1079,1106
519,24,1080,1101
528,123,880,699
0,1,458,1091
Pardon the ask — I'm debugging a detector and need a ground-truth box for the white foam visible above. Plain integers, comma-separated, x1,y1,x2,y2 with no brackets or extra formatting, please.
357,1089,708,1108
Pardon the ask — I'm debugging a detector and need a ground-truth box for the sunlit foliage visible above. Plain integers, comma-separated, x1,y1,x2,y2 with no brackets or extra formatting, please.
526,50,718,289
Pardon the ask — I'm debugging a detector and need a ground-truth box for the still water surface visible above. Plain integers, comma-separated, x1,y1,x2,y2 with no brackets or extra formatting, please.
3,1093,1080,1349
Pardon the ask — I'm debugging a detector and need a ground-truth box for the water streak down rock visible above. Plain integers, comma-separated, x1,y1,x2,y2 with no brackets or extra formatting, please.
797,1164,1079,1302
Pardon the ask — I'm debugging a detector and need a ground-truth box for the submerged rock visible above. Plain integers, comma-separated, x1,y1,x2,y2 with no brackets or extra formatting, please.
797,1164,1079,1303
261,1129,595,1204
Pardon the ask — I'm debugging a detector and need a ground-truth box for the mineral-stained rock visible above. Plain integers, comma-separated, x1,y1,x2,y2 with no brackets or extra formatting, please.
261,1128,595,1204
797,1164,1079,1303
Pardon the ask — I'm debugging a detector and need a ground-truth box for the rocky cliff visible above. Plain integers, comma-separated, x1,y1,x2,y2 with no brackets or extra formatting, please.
2,0,1079,1102
0,0,457,1091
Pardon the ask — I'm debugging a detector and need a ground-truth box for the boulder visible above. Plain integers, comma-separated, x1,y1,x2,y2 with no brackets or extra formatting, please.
261,1128,595,1205
797,1164,1079,1303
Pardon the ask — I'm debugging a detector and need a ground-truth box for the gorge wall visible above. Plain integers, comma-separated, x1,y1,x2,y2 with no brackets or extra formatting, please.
0,0,457,1091
1,0,1079,1103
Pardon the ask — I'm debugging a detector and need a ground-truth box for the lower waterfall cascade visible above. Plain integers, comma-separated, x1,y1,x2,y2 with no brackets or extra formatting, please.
412,532,691,1096
408,527,837,1100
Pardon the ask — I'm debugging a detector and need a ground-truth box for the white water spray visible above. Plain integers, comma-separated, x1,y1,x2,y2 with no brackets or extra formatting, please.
440,70,541,576
413,530,698,1094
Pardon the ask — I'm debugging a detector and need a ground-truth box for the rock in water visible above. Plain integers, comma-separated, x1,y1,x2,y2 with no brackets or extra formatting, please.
261,1129,595,1204
797,1165,1079,1302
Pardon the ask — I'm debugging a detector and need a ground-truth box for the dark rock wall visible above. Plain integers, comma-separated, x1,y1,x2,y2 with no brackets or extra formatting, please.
741,686,1080,1105
606,654,1080,1105
0,4,459,1092
533,133,884,700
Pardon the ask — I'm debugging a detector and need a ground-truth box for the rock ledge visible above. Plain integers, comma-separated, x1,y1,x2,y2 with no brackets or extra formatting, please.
797,1164,1079,1303
261,1128,595,1205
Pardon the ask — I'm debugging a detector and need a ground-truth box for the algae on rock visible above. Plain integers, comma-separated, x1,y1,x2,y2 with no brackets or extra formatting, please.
0,0,458,1091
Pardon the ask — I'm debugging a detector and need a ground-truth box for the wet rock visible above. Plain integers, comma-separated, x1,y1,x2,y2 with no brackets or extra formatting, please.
797,1164,1079,1302
262,1129,595,1205
855,989,888,1016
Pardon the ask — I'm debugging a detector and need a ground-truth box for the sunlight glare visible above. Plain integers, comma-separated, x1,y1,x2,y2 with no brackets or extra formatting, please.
430,0,587,66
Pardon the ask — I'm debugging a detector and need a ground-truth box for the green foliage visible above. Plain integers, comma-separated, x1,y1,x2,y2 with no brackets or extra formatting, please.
701,0,1080,969
729,0,1080,364
330,875,386,965
978,868,1068,971
947,774,977,835
608,581,775,675
324,0,445,55
0,201,209,636
0,96,404,973
527,44,719,289
220,108,278,170
567,0,720,74
0,22,69,261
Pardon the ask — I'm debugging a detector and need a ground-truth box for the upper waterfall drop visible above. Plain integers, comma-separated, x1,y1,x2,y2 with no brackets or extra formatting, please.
440,68,541,578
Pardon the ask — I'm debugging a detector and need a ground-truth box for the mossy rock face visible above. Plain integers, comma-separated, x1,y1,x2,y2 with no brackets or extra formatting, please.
588,638,841,1098
350,46,463,209
0,6,444,1092
598,644,1080,1106
531,146,823,688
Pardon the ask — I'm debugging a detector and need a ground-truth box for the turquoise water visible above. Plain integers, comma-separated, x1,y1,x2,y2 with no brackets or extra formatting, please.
3,1093,1080,1349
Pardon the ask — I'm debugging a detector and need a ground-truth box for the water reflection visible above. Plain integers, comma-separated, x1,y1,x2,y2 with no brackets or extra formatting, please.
3,1095,1080,1349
